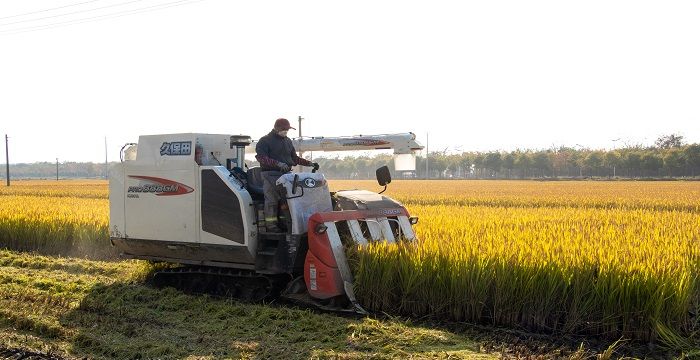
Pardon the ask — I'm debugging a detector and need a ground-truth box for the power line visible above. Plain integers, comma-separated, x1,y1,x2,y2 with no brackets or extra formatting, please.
0,0,145,28
0,0,204,36
0,0,103,21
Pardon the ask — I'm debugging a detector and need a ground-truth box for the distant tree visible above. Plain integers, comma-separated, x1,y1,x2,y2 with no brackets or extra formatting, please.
655,134,684,149
567,151,584,177
429,152,448,178
473,153,485,178
603,151,622,177
552,148,573,177
502,152,515,178
532,152,551,177
415,156,426,178
662,149,685,177
484,152,502,177
623,151,643,177
684,144,700,176
335,161,352,178
459,153,474,178
354,157,370,178
514,152,532,178
584,151,604,176
641,152,663,176
446,154,463,177
323,160,337,176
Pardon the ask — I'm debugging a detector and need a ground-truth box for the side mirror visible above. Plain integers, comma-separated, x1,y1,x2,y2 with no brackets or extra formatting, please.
376,166,392,186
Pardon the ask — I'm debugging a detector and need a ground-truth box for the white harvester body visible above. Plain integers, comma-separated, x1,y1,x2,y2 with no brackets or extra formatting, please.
110,133,260,267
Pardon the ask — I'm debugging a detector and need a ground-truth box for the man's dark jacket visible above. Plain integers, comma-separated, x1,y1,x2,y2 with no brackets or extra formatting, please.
255,131,312,171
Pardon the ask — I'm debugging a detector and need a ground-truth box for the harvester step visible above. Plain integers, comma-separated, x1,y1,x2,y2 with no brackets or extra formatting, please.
257,248,277,256
257,232,287,238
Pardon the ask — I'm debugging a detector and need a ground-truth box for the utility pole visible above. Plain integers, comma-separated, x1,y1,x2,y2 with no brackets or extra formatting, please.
425,133,429,179
56,158,59,181
4,134,9,187
611,138,619,178
575,144,584,178
104,136,108,179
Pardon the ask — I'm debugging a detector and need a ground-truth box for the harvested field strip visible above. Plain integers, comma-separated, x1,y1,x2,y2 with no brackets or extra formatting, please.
0,250,496,359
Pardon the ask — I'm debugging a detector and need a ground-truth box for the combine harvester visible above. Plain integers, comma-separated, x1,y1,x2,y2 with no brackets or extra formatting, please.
110,132,423,312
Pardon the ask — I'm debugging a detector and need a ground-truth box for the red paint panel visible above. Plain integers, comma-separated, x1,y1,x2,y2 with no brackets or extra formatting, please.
305,251,344,299
306,208,411,266
307,218,337,267
304,208,413,300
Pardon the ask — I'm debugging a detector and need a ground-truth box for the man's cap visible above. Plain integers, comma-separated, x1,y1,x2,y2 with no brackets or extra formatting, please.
274,118,296,130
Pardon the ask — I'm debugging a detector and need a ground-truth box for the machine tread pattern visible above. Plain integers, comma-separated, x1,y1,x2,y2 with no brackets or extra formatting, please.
151,266,288,302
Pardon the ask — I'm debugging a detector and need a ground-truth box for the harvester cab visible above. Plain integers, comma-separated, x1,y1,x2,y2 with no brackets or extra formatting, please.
110,132,423,312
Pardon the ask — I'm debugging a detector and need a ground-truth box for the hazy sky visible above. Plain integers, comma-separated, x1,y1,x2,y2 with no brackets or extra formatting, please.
1,0,698,163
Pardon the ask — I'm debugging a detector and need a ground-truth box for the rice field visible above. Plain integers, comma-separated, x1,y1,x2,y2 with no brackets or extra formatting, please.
332,181,700,346
0,180,109,258
1,179,699,349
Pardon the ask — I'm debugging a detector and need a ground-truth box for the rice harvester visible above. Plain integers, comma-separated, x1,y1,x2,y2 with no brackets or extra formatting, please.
109,132,423,312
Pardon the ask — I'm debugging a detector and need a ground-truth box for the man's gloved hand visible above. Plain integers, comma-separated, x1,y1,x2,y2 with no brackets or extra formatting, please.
278,162,291,173
312,162,320,172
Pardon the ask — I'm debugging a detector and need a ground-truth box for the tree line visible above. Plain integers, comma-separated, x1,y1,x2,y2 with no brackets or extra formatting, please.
3,135,699,180
0,162,109,180
314,136,700,179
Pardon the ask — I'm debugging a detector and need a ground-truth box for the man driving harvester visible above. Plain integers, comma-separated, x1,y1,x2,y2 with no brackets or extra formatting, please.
255,118,319,232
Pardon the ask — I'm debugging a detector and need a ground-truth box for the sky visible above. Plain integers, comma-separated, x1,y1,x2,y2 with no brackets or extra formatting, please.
1,0,699,163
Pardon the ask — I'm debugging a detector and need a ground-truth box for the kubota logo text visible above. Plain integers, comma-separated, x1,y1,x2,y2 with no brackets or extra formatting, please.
127,176,194,196
160,141,192,156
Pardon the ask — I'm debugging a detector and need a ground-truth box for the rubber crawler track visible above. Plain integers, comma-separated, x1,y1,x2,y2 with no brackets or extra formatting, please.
151,266,289,302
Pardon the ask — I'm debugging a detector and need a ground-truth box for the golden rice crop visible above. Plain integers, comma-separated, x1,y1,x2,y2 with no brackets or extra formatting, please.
0,179,108,199
346,180,700,345
1,179,699,346
332,180,700,212
0,194,109,258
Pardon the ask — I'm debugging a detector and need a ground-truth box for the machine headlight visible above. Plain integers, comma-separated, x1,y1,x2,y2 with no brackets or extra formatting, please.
409,216,419,225
315,224,328,234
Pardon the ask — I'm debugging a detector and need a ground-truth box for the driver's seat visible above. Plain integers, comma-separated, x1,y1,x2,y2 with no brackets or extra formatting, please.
246,167,265,198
